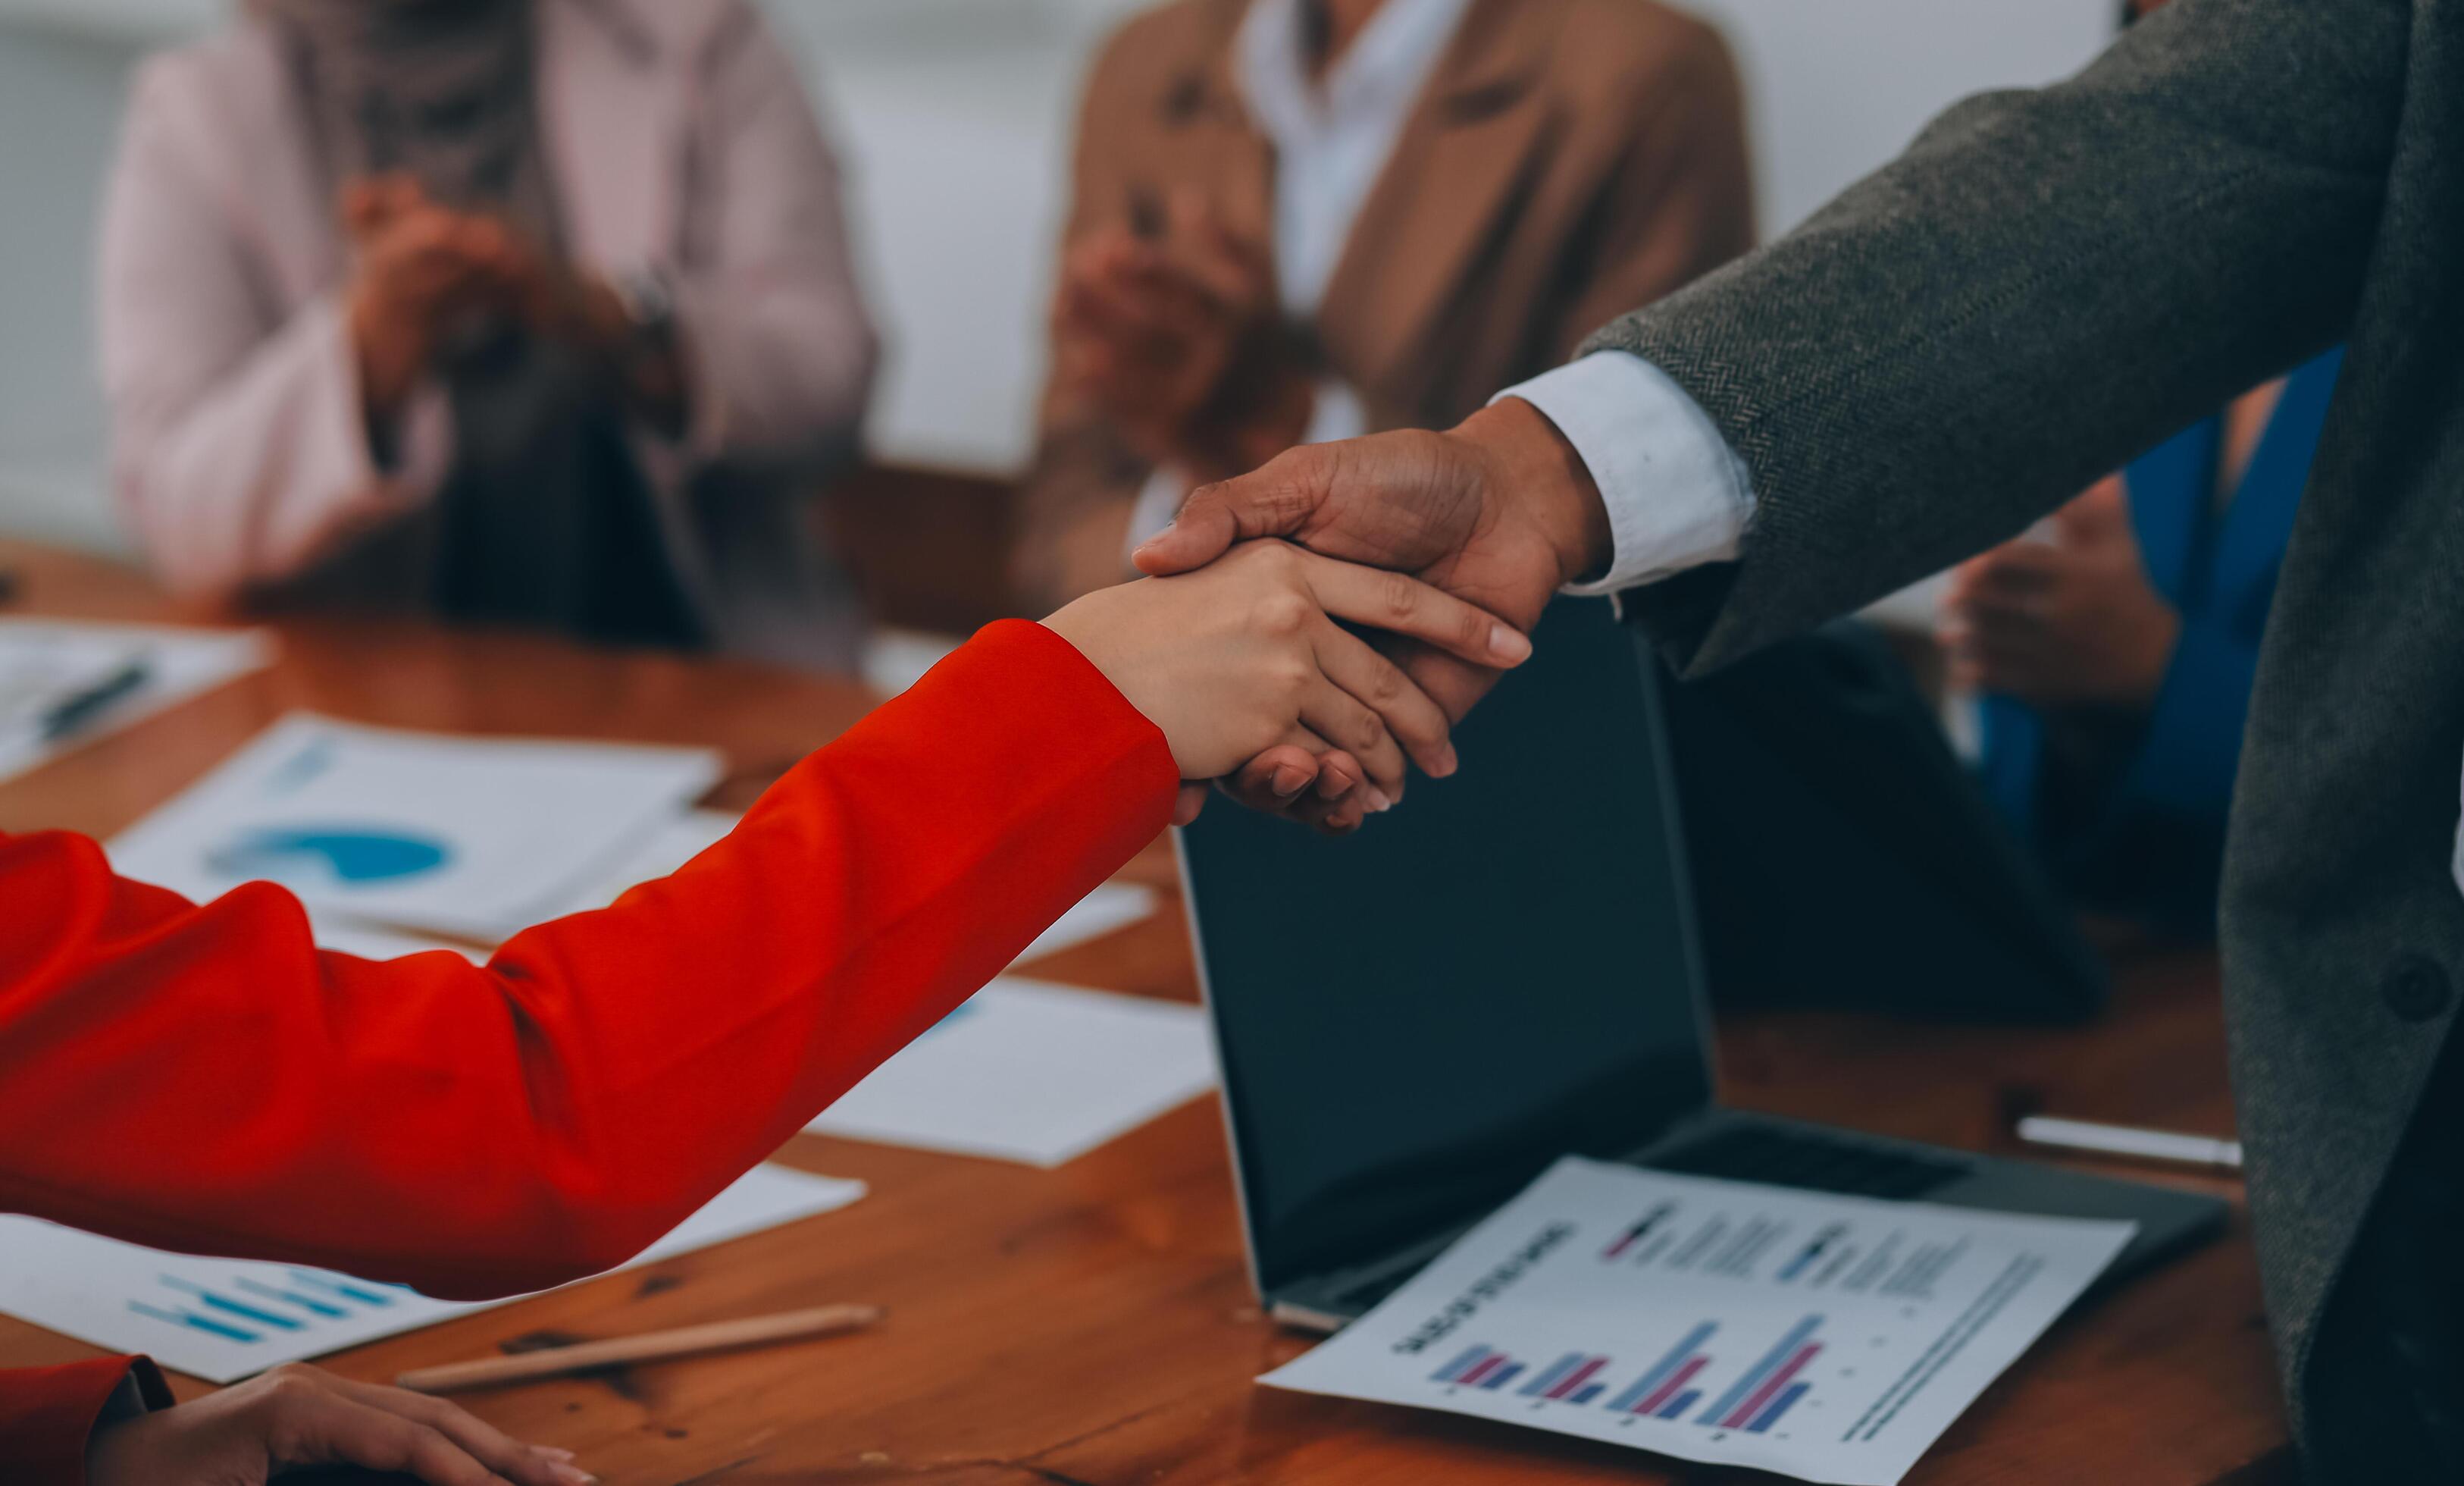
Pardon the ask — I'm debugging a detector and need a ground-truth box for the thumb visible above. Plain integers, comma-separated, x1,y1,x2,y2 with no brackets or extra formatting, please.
1132,485,1240,575
1134,455,1309,575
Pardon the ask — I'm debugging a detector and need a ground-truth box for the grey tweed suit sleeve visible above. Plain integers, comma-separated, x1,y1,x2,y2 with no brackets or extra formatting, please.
1591,0,2409,673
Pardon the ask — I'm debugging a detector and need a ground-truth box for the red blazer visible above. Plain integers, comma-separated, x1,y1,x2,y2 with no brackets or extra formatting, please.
0,620,1176,1481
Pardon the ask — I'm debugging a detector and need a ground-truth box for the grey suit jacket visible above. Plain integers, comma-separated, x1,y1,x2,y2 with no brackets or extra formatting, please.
1583,0,2464,1470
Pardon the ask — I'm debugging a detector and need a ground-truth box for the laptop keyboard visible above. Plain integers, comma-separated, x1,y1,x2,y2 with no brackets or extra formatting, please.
1647,1124,1973,1200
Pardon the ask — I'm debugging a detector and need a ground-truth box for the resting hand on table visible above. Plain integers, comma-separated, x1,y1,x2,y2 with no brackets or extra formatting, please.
86,1362,590,1486
1043,540,1532,829
1129,398,1611,828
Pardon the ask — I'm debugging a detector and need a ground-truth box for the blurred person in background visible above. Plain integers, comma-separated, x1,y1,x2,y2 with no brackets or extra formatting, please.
1946,350,2342,936
1936,0,2335,938
99,0,881,670
1012,0,1754,610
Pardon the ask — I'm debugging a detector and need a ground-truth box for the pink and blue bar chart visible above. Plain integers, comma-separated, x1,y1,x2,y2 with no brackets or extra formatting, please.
1699,1313,1824,1432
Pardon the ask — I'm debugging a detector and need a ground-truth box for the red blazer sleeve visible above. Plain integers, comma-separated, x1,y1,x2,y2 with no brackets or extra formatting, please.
0,621,1177,1299
0,1356,171,1486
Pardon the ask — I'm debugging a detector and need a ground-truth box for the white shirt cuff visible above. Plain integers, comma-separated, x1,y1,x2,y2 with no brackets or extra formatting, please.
1495,352,1756,597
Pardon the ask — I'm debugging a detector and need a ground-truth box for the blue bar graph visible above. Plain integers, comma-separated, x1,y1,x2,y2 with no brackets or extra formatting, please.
235,1277,346,1318
286,1269,396,1306
1429,1344,1490,1384
161,1277,304,1331
1748,1381,1811,1434
1700,1314,1823,1425
1607,1321,1717,1412
127,1301,258,1343
1482,1364,1525,1390
1520,1352,1586,1397
1571,1382,1605,1404
1656,1387,1701,1421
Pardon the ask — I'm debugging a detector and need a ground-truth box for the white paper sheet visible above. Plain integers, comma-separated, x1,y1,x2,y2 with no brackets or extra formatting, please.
804,978,1216,1166
0,1165,864,1384
540,808,738,915
1012,882,1159,964
0,619,273,783
542,809,1156,967
1262,1157,2136,1486
108,714,722,940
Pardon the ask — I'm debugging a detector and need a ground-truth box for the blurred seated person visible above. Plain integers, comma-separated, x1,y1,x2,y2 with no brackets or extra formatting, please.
1943,348,2345,935
1013,0,1754,608
99,0,879,670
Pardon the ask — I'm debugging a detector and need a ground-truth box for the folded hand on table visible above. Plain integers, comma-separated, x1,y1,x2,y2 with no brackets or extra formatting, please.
1042,540,1532,831
1126,398,1611,832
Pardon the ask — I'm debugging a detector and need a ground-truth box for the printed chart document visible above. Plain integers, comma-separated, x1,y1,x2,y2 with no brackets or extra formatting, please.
1262,1158,2137,1486
0,619,273,783
108,714,722,939
806,978,1215,1166
0,1165,863,1384
545,810,1157,967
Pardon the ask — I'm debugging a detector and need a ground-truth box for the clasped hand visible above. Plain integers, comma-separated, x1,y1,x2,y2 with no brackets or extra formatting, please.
341,174,661,424
1044,540,1534,831
1113,398,1614,832
1050,193,1315,486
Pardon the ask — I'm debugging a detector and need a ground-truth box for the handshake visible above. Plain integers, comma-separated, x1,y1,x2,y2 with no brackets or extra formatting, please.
1041,398,1613,832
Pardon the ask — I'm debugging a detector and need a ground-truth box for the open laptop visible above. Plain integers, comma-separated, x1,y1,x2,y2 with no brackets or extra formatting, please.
1176,597,2225,1332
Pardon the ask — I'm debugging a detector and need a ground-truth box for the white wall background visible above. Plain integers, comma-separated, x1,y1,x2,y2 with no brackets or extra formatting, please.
0,0,2113,557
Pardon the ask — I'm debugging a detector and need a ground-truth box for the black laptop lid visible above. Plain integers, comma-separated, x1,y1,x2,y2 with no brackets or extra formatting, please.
1180,598,1714,1295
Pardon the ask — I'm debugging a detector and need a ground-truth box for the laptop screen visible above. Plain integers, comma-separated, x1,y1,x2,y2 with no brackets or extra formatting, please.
1179,598,1715,1296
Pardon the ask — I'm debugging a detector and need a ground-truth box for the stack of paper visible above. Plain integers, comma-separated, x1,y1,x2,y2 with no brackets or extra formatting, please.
109,713,722,941
0,1165,865,1384
0,619,274,783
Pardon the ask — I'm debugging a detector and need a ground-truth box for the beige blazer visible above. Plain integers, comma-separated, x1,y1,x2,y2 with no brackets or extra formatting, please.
99,0,879,669
1015,0,1755,608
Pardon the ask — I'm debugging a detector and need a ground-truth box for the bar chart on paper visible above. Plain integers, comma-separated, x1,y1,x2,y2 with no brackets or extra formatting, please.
1264,1159,2138,1485
0,1165,864,1383
1427,1313,1819,1435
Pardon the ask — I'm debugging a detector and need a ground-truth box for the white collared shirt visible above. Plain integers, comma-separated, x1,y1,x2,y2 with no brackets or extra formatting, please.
1237,0,1478,318
1126,0,1476,550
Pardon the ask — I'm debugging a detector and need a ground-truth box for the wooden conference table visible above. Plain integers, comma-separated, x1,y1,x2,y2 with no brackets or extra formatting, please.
0,538,2290,1484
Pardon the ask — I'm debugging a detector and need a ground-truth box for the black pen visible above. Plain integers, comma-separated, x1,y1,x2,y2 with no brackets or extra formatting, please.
39,659,152,742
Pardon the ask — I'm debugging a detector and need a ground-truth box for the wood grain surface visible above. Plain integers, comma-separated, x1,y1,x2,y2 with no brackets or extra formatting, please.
0,538,2290,1484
